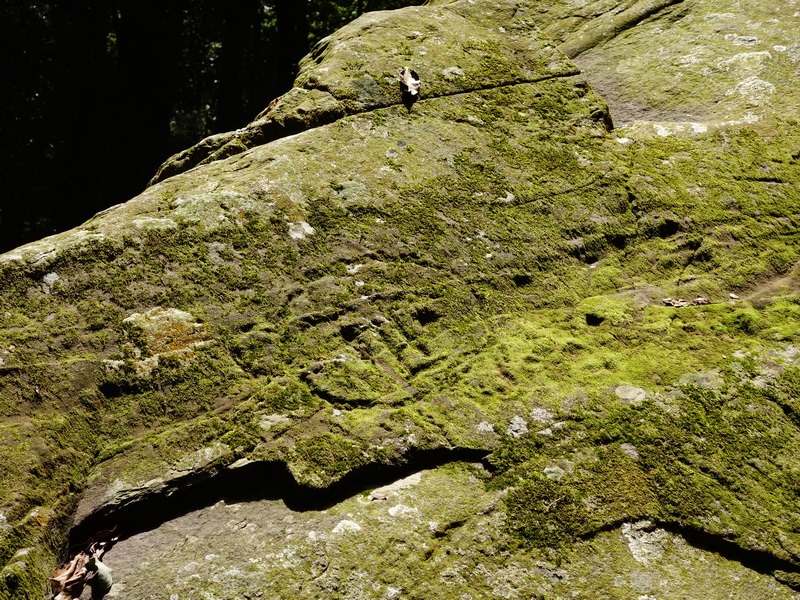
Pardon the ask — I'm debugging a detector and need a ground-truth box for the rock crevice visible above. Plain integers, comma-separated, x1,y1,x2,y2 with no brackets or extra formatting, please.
69,447,489,549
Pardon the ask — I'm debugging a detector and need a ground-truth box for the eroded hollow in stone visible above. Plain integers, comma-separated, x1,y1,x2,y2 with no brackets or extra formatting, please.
68,447,490,549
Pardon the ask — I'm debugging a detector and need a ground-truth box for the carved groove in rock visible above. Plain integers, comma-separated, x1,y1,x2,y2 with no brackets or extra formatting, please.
657,522,800,589
68,447,489,549
557,0,686,58
576,517,800,590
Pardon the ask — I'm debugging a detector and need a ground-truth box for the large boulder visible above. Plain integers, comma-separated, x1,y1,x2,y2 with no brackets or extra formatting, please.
1,0,799,597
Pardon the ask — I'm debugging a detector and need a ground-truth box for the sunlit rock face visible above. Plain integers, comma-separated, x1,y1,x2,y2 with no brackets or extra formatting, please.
1,0,800,598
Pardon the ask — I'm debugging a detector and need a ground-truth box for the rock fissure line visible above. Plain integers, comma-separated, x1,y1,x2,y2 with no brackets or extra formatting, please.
68,446,489,552
734,175,788,184
149,68,587,187
558,0,685,58
576,517,800,589
370,354,419,397
323,68,585,114
505,177,604,209
658,521,800,590
309,69,587,124
292,291,405,330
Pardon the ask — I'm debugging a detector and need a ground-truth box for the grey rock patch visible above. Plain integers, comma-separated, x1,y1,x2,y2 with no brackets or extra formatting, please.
498,191,515,202
728,76,775,105
677,370,723,389
228,458,254,470
288,221,315,239
533,561,568,584
506,416,528,438
442,66,465,80
122,306,200,332
476,421,495,434
544,466,566,480
171,443,230,474
387,504,418,517
260,414,291,431
615,385,647,404
530,407,555,423
620,443,640,460
725,34,760,46
332,519,361,534
132,217,177,230
42,272,60,293
622,521,668,565
346,263,364,274
370,472,422,499
772,345,799,361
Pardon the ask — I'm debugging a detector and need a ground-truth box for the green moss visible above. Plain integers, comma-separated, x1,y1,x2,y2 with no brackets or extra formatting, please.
503,448,658,554
725,308,765,335
247,378,318,413
291,433,368,486
493,361,800,565
302,348,414,407
774,366,800,427
505,474,592,550
577,295,634,326
1,1,800,593
0,546,49,600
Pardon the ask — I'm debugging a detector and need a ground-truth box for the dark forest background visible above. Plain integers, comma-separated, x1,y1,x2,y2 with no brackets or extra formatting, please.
0,0,420,253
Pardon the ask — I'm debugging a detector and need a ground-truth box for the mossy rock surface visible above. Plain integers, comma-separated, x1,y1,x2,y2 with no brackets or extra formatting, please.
1,0,800,598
